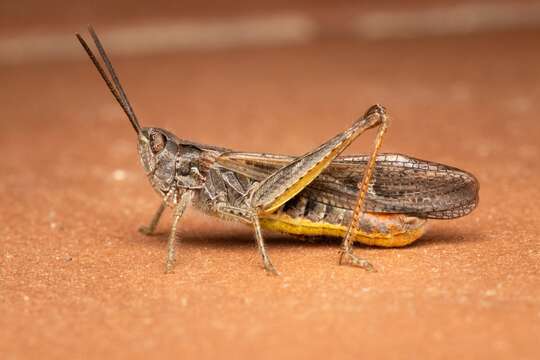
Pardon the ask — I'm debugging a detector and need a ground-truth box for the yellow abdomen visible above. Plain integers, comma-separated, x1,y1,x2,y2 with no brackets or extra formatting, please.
259,212,426,247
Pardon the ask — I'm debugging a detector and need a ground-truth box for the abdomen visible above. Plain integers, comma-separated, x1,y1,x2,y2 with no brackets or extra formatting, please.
259,195,427,247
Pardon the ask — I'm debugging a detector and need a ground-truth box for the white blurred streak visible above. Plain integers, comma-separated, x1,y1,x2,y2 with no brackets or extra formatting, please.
0,14,315,64
2,3,540,64
354,3,540,39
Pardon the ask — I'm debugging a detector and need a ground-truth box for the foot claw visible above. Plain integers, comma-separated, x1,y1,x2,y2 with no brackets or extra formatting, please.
264,262,280,276
164,260,175,274
138,226,153,236
339,251,377,272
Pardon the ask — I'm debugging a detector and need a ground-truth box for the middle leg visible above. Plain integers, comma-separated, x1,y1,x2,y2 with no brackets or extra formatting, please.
216,204,278,275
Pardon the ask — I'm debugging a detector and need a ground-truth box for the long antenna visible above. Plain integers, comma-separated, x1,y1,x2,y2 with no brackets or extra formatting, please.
76,27,142,134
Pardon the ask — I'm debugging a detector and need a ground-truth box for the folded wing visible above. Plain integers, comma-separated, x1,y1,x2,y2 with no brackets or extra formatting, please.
216,152,479,219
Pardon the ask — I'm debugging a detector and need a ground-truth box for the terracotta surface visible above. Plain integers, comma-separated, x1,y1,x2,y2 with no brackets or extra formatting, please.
1,26,540,359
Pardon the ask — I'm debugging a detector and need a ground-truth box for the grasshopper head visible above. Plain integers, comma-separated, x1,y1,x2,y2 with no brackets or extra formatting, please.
138,127,204,196
76,28,204,197
138,128,178,195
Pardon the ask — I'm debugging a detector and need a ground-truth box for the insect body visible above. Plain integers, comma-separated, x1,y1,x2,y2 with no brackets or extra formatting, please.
77,28,479,274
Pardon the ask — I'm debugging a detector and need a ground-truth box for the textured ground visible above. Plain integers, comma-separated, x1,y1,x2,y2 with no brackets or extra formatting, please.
1,20,540,360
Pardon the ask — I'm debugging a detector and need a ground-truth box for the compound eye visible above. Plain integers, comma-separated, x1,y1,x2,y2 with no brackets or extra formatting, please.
150,132,166,154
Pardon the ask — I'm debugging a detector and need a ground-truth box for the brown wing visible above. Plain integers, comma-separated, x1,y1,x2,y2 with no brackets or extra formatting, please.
216,152,479,219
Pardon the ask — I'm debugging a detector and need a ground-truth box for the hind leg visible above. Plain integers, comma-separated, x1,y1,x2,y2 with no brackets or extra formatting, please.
339,107,389,271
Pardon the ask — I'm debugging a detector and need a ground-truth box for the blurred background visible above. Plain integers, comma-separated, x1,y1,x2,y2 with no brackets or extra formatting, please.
1,1,539,359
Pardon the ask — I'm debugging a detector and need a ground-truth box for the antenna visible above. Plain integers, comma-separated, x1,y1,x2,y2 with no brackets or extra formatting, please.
76,26,142,134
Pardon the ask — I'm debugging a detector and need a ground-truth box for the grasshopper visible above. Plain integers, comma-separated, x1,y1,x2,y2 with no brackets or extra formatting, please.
76,28,479,275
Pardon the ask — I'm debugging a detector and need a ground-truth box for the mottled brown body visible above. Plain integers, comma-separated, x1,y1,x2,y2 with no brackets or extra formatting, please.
76,27,479,274
193,150,427,242
192,151,475,247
